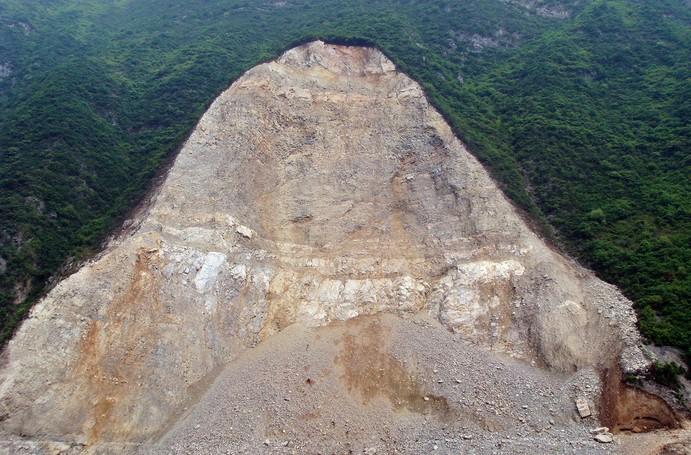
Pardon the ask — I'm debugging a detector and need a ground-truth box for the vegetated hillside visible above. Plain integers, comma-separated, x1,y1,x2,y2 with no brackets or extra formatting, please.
0,0,688,358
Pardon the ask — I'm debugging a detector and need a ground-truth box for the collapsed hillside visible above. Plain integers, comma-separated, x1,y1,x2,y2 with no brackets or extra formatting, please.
0,42,684,454
2,0,689,369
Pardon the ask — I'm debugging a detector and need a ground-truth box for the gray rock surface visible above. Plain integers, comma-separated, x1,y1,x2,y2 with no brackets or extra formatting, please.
0,41,658,453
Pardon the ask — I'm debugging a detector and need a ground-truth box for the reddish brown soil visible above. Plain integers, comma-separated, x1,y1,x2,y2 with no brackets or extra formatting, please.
600,366,679,434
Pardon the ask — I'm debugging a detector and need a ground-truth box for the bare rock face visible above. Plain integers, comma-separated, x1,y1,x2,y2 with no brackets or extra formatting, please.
0,41,646,446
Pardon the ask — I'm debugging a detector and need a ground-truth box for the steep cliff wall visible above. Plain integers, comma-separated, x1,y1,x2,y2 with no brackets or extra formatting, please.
0,41,651,451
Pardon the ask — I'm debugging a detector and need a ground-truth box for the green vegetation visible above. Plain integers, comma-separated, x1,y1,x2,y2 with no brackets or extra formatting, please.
0,0,689,359
650,361,686,389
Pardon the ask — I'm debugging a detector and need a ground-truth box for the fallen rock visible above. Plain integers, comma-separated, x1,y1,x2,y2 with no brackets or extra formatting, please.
575,397,591,418
594,433,613,443
236,225,253,239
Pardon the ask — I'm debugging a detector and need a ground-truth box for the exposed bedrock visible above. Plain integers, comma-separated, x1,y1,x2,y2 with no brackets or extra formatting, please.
0,41,649,445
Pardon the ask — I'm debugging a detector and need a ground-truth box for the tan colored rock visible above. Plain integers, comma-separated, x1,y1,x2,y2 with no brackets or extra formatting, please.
235,224,253,239
594,433,614,443
0,41,646,445
576,397,592,418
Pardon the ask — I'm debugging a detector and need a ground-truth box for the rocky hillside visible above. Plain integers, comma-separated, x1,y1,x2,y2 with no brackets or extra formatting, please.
1,0,689,363
0,42,685,454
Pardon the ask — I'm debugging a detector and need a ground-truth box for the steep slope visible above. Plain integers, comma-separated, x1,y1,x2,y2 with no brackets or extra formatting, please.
0,42,676,454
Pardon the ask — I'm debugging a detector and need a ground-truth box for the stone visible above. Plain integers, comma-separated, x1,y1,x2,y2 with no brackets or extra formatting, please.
230,264,247,281
575,398,591,418
236,225,253,239
594,433,613,443
193,252,227,292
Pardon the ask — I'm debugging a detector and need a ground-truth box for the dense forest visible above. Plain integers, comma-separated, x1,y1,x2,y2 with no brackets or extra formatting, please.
0,0,689,360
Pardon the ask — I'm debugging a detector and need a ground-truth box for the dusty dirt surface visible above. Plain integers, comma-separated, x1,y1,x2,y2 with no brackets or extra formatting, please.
0,41,684,453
